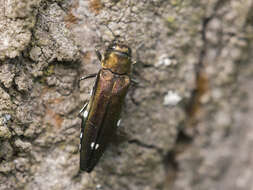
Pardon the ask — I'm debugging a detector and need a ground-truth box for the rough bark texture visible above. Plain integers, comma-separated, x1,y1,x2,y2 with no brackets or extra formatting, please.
0,0,253,189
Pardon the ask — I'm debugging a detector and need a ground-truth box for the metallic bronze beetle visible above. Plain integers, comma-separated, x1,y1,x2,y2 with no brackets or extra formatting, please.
79,43,132,172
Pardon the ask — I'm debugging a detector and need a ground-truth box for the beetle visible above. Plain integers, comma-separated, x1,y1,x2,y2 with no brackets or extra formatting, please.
79,42,132,172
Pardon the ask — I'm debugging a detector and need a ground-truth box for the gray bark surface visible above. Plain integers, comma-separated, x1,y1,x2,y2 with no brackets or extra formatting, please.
0,0,253,189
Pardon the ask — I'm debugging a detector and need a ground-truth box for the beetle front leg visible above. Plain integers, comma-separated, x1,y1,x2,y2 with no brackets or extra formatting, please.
78,73,97,88
79,73,97,81
95,49,103,62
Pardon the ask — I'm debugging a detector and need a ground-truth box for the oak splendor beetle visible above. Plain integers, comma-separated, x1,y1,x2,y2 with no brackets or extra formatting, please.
79,42,132,172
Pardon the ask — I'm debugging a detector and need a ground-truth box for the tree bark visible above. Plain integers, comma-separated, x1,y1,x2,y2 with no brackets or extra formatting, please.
0,0,253,189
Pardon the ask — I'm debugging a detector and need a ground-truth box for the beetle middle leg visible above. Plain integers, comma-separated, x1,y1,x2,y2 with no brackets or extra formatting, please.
131,78,140,86
128,86,140,106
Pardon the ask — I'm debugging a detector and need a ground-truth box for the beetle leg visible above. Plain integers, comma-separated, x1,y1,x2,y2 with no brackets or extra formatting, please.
128,86,140,106
79,102,88,118
95,49,103,61
79,73,97,82
78,73,97,88
131,78,146,88
131,78,139,86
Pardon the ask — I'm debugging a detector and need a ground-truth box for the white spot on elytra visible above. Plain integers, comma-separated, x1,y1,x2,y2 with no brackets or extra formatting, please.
163,90,182,106
91,142,95,149
80,132,83,139
117,119,121,127
83,110,88,118
91,142,99,150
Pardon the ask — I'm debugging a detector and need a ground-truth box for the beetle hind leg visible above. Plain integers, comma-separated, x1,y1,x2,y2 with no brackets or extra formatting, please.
79,102,88,118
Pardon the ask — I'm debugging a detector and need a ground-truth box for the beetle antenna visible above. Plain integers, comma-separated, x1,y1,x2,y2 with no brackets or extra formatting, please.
103,24,126,44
